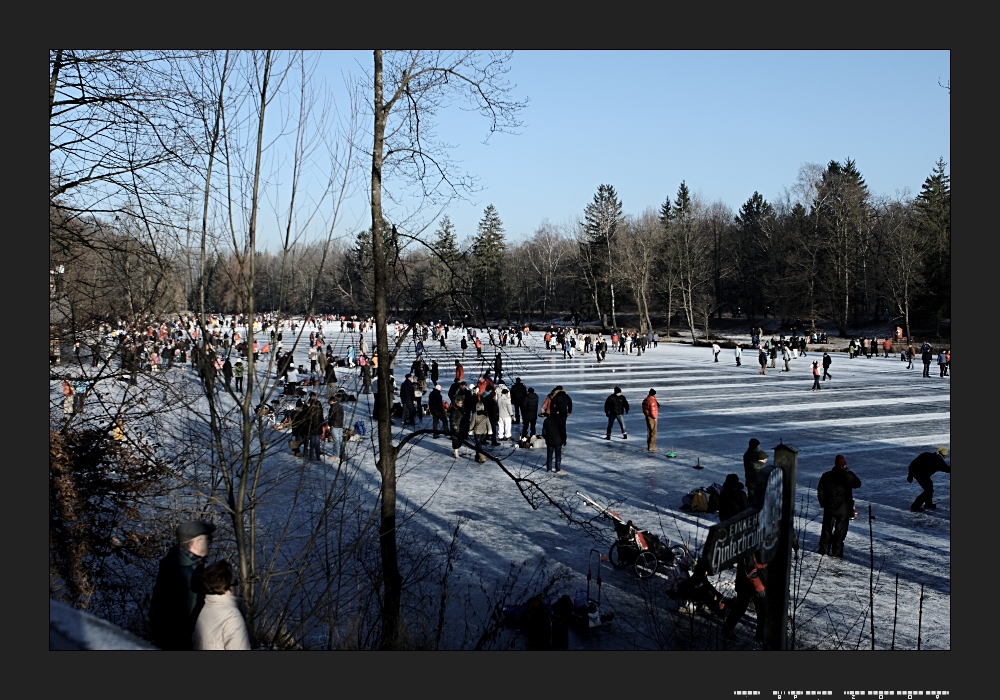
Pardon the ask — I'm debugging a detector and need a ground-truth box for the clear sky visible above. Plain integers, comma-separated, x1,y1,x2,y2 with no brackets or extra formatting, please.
296,50,949,249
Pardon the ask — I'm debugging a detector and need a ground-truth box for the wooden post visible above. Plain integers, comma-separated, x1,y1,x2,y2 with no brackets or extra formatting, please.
764,442,798,650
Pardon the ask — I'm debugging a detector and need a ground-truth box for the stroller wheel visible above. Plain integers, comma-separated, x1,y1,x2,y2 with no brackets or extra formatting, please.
608,542,629,569
669,544,689,565
634,550,658,579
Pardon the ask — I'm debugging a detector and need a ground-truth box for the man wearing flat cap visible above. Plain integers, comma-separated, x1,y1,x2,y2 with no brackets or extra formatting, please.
149,520,216,649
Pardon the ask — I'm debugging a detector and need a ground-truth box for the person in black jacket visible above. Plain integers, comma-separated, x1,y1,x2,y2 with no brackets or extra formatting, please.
603,386,629,440
549,386,572,446
304,392,326,461
743,439,765,502
429,384,447,439
449,395,468,459
149,520,216,650
510,377,527,425
718,473,750,522
542,415,564,473
481,388,500,446
222,357,233,390
908,446,950,511
289,398,307,455
921,343,933,378
327,396,345,462
521,387,539,440
816,455,862,557
399,373,416,425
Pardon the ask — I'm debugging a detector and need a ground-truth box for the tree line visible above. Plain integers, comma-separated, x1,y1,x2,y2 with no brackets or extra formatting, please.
54,154,951,346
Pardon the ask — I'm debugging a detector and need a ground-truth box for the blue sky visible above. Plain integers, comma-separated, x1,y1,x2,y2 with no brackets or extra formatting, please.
299,50,949,248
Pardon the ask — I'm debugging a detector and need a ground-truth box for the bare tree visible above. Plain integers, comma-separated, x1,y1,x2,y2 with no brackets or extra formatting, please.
575,220,606,327
702,200,734,324
667,185,715,342
814,159,871,335
524,220,571,321
366,49,525,648
618,209,661,334
873,195,924,342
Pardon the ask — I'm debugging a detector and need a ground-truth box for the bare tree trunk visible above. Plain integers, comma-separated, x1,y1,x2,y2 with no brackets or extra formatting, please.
683,287,696,343
606,237,617,329
371,50,402,649
666,285,673,339
234,50,268,627
49,50,63,120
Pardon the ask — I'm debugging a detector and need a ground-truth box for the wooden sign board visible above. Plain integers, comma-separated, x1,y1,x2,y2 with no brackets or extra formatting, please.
701,464,784,574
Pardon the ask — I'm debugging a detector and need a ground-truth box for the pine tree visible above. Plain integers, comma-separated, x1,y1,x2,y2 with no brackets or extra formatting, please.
915,158,950,326
433,215,461,268
814,158,870,335
583,184,623,328
733,192,776,324
470,204,508,315
672,181,693,223
428,215,463,315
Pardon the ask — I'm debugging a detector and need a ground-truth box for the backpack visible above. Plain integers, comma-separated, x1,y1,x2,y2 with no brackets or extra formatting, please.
690,491,709,512
816,473,843,510
682,489,710,512
354,420,366,437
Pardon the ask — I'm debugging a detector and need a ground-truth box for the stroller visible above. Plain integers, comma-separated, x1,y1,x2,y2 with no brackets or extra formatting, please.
578,492,687,579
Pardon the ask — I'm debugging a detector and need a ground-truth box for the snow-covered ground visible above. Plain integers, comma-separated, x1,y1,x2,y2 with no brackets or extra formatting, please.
51,319,951,663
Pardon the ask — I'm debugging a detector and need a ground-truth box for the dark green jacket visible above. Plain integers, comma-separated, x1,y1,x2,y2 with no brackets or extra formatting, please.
149,545,205,650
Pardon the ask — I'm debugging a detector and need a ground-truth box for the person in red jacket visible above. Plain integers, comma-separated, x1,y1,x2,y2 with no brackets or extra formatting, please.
641,388,659,452
811,361,821,391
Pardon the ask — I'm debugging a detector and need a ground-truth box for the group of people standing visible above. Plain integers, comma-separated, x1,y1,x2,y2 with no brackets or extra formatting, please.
700,438,951,641
540,327,659,361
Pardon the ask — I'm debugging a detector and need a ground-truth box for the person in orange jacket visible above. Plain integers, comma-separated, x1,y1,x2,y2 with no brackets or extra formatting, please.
641,388,659,452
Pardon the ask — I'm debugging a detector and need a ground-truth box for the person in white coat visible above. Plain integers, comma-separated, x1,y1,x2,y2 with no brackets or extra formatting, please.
497,388,514,441
193,561,251,650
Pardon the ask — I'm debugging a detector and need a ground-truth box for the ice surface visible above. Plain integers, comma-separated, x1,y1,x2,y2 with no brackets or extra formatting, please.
52,322,950,650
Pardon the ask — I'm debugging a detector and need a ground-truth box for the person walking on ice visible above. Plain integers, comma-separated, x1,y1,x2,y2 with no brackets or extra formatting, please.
603,386,629,440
